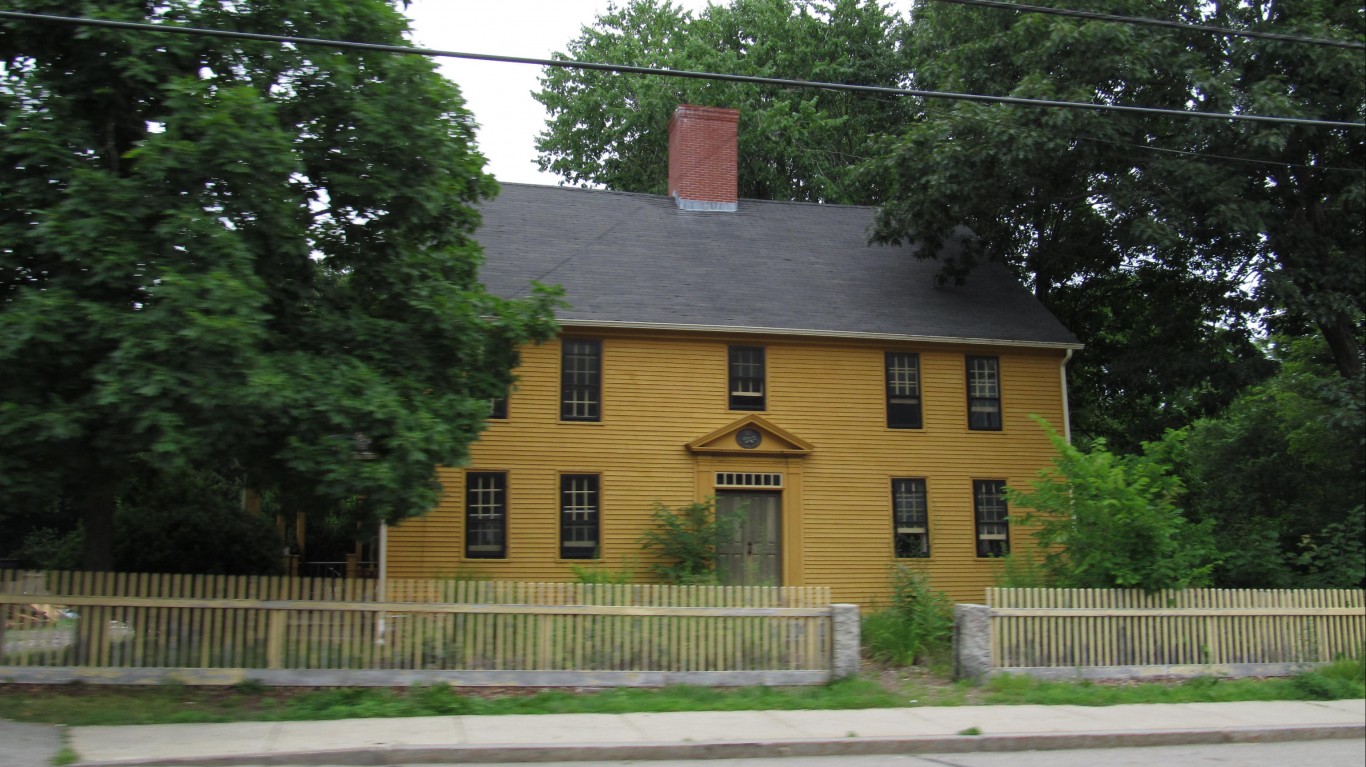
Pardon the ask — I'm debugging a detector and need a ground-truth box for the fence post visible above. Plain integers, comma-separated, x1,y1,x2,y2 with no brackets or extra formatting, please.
830,603,860,679
953,603,993,682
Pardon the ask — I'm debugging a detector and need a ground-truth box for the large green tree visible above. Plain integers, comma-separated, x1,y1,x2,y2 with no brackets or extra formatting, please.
868,0,1363,445
0,1,558,569
1182,335,1365,588
535,0,913,204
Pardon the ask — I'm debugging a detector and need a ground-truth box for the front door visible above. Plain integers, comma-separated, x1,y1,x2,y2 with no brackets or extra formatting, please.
715,491,781,586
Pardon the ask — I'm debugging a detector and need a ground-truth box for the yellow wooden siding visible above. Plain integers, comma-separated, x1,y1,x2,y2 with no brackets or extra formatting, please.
387,330,1069,605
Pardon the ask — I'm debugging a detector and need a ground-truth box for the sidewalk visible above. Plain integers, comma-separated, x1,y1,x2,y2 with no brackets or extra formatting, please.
29,699,1359,766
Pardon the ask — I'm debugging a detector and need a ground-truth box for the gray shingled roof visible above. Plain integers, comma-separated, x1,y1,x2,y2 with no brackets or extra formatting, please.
476,183,1079,348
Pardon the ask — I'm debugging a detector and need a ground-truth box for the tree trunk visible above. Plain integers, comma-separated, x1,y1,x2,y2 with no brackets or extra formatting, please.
1317,313,1364,381
80,487,118,572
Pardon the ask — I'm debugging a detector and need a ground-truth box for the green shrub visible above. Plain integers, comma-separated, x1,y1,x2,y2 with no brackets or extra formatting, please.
570,564,633,584
1292,657,1366,700
1010,417,1219,592
114,463,283,576
638,499,739,585
862,565,953,666
994,553,1050,588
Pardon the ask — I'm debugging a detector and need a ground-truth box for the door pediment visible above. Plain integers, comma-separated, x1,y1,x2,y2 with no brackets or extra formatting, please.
686,415,813,456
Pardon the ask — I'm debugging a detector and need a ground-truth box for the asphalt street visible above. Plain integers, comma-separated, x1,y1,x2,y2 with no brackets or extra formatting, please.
327,739,1366,767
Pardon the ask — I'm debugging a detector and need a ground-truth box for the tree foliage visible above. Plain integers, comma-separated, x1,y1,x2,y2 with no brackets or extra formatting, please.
7,459,285,574
1182,335,1365,588
0,1,558,569
535,0,912,204
1009,420,1220,592
869,0,1363,445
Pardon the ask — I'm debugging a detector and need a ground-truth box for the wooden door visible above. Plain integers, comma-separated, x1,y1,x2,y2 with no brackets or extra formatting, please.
715,492,781,586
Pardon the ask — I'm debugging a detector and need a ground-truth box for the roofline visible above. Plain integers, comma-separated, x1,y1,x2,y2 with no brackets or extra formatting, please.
556,319,1084,351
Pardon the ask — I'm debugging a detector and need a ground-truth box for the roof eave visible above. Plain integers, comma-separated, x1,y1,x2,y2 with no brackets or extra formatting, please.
555,319,1084,351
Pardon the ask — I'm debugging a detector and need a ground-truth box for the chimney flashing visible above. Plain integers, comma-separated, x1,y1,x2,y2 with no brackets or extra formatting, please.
674,197,739,213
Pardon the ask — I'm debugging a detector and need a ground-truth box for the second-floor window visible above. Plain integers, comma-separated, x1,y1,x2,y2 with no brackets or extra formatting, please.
729,345,765,410
966,356,1002,430
561,339,601,421
886,352,923,429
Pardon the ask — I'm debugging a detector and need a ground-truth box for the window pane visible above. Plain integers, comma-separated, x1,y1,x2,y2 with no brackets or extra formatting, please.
465,472,506,559
560,474,600,559
892,478,930,558
561,339,601,421
973,479,1009,557
886,352,922,429
729,346,766,411
488,397,508,420
966,356,1001,430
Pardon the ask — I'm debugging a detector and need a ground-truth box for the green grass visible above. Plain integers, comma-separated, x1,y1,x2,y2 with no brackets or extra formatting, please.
976,658,1366,706
1,658,1360,727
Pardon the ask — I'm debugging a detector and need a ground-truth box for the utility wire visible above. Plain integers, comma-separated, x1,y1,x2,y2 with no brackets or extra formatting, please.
1077,135,1365,174
927,0,1366,50
1,10,1363,130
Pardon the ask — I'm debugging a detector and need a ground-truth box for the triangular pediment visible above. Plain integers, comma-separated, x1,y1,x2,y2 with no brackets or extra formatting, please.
686,415,813,456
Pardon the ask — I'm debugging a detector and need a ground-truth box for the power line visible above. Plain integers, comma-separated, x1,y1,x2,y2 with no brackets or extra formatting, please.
927,0,1366,50
1077,135,1365,174
1,10,1363,130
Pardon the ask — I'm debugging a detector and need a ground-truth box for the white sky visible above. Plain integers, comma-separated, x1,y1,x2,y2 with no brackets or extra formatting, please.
404,1,715,186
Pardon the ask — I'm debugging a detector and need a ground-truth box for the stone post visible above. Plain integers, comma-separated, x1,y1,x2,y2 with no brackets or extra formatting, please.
830,603,861,679
954,603,994,682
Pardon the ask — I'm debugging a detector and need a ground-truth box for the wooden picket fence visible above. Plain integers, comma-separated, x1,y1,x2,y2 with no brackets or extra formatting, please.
982,588,1365,678
0,570,840,687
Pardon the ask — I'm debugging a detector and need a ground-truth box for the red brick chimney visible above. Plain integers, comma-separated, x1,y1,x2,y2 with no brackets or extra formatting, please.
667,104,738,212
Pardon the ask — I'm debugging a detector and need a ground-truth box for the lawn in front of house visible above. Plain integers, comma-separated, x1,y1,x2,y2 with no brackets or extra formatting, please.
1,657,1360,727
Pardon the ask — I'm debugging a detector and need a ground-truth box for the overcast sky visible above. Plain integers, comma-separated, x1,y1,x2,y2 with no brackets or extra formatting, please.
404,1,714,186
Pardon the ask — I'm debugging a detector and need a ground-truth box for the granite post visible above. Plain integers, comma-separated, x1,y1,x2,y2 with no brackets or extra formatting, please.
953,603,993,682
831,603,860,679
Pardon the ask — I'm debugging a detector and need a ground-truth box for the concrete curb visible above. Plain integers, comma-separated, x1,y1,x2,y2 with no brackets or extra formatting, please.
71,722,1366,766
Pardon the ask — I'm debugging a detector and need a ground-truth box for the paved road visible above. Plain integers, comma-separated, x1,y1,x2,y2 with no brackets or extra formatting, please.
349,739,1366,766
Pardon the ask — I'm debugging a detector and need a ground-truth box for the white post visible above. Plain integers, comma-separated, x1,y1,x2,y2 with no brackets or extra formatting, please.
375,523,389,644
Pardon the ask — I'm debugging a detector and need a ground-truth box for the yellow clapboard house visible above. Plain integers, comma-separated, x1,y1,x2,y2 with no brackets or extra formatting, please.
385,105,1081,605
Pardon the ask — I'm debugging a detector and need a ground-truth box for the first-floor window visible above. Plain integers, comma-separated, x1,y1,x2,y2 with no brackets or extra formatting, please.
560,474,600,559
487,396,508,420
892,478,930,558
973,479,1009,557
464,472,507,559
